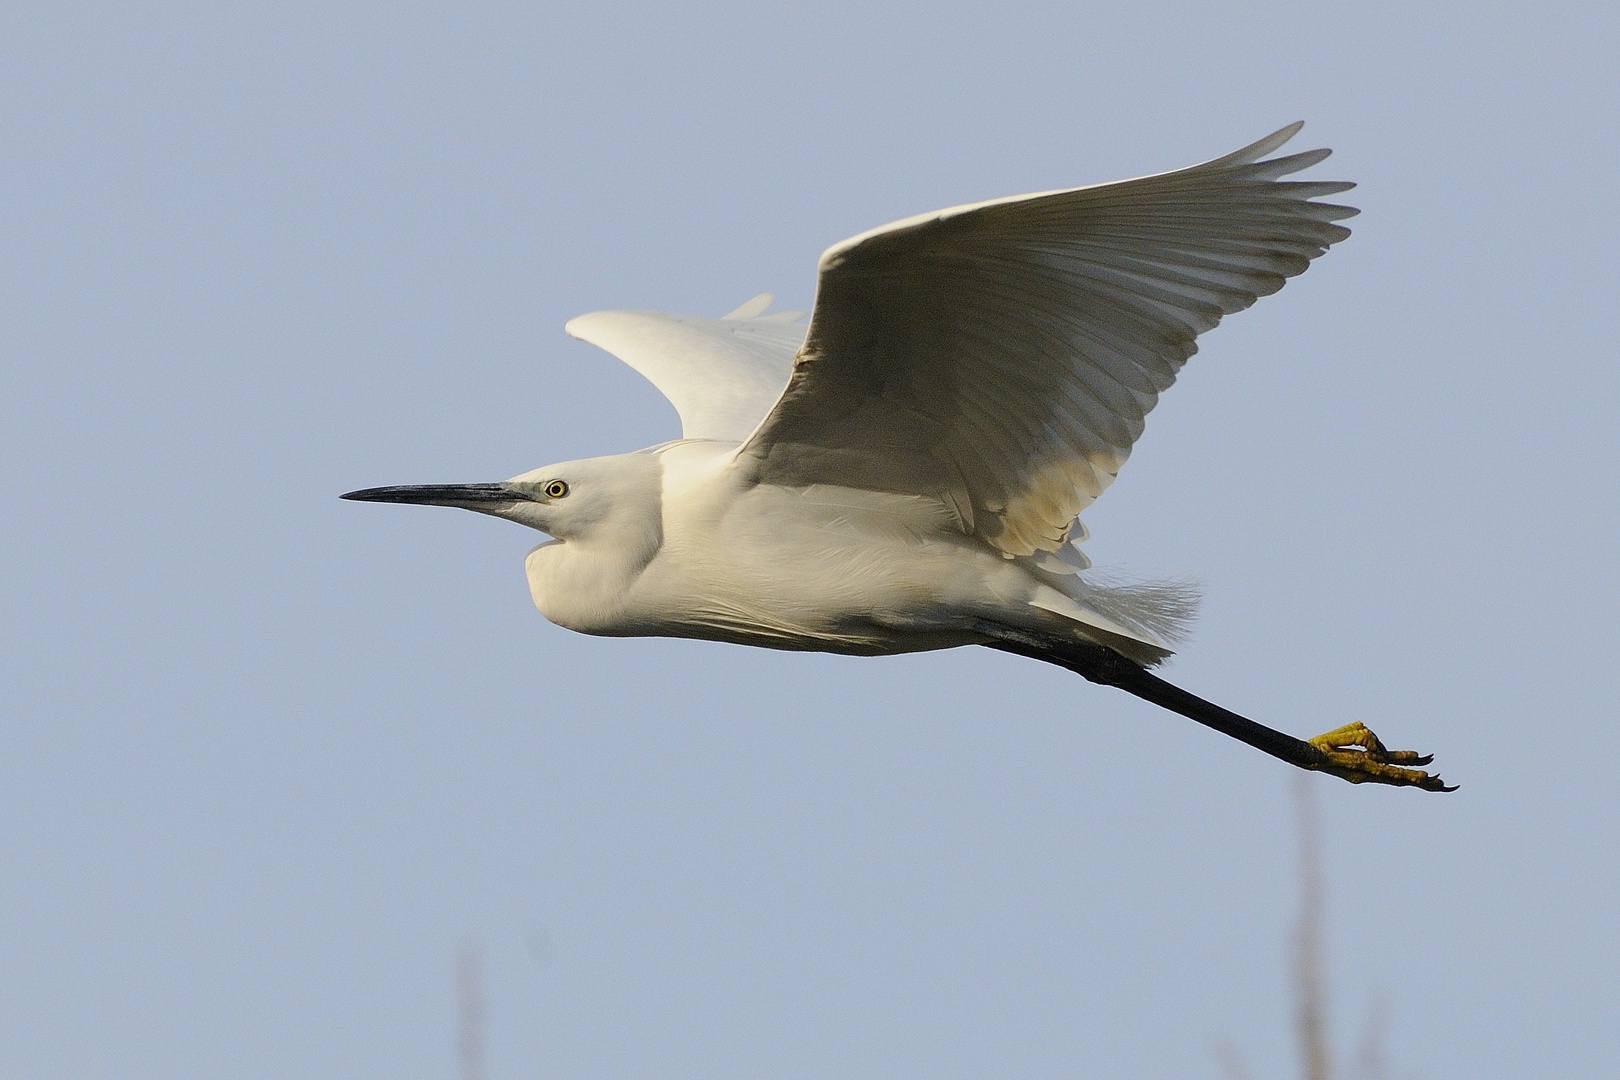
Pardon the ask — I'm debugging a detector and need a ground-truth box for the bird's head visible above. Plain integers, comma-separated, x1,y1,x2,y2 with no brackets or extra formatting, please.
341,452,663,545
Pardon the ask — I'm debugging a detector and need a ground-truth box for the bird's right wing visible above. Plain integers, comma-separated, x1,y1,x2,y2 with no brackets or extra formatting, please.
566,295,805,443
736,124,1357,557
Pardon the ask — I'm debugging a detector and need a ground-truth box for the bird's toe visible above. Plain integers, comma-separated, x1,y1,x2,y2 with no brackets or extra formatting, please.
1306,722,1455,792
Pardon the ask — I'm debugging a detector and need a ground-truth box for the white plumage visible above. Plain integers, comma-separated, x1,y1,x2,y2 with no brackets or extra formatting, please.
345,125,1455,790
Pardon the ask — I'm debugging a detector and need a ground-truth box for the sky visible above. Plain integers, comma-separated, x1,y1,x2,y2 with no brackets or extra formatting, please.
2,2,1617,1078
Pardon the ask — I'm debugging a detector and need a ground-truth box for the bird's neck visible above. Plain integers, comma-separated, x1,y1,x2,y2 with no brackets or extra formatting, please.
523,487,664,636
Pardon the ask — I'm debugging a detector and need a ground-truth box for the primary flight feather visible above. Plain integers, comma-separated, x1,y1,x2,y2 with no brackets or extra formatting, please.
345,124,1452,791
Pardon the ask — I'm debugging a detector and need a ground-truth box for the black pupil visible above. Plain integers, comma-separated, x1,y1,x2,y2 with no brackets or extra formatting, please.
548,482,565,496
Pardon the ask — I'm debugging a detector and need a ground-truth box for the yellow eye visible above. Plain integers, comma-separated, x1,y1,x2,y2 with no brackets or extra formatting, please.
543,479,569,499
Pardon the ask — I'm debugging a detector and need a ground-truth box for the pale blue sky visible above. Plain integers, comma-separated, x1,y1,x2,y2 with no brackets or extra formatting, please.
3,3,1617,1078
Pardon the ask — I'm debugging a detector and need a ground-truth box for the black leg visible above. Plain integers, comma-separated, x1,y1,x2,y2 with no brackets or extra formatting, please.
979,631,1453,791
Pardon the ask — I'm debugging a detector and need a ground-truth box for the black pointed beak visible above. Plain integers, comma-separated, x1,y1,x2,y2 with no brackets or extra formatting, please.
340,483,537,507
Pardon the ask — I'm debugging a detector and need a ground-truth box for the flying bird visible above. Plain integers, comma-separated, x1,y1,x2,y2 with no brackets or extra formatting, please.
345,124,1452,791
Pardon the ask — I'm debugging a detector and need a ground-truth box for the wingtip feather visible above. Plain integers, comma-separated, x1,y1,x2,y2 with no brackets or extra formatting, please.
1208,122,1306,167
723,293,775,320
563,311,601,341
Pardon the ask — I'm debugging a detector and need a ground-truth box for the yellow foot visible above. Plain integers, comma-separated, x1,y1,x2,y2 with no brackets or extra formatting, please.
1307,722,1456,792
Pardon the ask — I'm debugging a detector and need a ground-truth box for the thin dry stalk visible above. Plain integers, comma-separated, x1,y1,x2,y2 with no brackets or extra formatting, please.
1294,775,1331,1080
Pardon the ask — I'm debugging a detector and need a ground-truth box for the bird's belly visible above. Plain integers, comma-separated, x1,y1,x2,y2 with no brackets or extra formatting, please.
526,477,1037,655
611,600,985,656
611,530,1000,655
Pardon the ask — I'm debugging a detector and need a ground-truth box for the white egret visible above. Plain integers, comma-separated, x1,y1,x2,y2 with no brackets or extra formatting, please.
345,124,1451,791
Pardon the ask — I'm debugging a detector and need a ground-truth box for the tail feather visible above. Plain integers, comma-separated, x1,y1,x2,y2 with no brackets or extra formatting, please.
1066,572,1201,649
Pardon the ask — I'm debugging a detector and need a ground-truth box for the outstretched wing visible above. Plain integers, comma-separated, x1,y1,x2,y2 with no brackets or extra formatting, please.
566,295,805,442
736,124,1358,556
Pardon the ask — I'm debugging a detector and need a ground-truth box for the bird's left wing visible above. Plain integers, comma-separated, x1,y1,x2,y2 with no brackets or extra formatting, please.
566,295,804,443
736,124,1357,556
